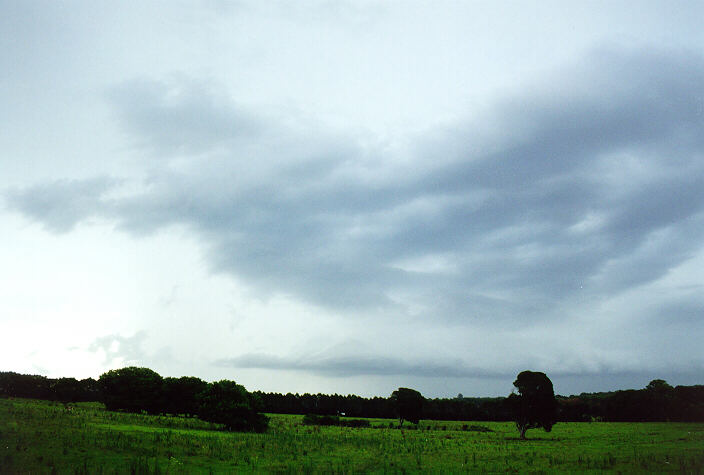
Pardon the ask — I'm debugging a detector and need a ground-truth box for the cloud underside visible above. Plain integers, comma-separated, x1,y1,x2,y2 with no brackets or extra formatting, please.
215,349,704,380
215,353,509,378
6,48,704,327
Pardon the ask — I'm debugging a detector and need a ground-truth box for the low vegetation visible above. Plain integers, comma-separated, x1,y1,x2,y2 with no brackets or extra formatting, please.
302,413,371,428
2,368,703,471
2,398,703,473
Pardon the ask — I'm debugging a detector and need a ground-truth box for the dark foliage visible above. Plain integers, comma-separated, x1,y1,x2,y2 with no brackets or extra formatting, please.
0,372,52,400
253,391,395,418
51,378,85,404
556,381,704,422
197,380,269,432
252,381,704,423
339,418,372,428
508,371,557,439
390,387,424,426
2,370,703,423
302,414,340,426
98,367,164,414
160,376,208,417
423,396,511,421
0,372,97,402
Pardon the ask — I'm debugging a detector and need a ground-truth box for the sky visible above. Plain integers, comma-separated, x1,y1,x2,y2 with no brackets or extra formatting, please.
2,0,704,398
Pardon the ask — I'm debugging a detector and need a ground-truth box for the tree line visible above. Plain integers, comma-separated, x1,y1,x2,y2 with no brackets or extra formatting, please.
0,368,267,432
253,378,703,423
1,369,702,425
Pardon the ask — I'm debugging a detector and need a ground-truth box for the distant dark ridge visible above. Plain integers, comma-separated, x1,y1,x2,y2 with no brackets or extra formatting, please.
1,370,702,422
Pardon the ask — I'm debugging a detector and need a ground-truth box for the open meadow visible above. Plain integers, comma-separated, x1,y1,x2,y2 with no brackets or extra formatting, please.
1,397,703,473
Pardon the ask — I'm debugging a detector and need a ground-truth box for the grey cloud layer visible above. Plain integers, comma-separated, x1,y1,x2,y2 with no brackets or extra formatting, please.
5,177,118,233
215,353,510,379
215,345,703,381
108,79,264,156
7,48,704,330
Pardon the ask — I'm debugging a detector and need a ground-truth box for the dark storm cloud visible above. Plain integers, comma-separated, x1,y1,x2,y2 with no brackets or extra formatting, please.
6,48,704,325
215,353,510,378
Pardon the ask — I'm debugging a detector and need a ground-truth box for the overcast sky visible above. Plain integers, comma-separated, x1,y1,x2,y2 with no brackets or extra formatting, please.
2,0,704,398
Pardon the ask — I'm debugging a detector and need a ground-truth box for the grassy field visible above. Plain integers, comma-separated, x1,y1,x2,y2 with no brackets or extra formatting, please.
1,397,703,473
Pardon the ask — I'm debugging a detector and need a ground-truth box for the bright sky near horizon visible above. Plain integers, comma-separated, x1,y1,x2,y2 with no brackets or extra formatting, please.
2,0,704,398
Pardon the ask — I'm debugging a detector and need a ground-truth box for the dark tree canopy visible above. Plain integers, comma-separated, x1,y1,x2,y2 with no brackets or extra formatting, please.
646,379,673,393
98,367,163,414
161,376,208,417
390,387,424,426
51,377,84,404
197,380,269,432
508,370,557,439
3,369,703,424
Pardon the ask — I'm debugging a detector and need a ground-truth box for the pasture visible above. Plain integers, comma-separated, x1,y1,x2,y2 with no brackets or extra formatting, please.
1,397,702,473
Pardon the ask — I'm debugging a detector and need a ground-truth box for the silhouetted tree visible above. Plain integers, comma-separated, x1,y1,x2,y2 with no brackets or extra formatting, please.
0,372,52,399
197,380,268,432
78,378,101,401
98,367,163,414
390,387,424,426
508,371,557,439
672,385,704,422
161,376,208,416
51,377,84,404
644,379,674,421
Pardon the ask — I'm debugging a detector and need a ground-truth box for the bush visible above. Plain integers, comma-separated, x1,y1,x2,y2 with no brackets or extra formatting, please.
302,414,339,426
339,419,371,428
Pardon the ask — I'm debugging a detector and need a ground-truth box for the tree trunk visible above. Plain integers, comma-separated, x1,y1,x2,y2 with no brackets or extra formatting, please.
519,426,527,439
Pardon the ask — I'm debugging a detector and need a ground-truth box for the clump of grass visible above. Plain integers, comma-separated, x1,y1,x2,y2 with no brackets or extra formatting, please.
301,414,370,428
462,424,494,432
302,414,339,426
339,419,371,428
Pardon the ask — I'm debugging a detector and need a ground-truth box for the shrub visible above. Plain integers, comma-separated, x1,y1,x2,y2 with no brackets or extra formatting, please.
339,419,371,428
302,414,339,426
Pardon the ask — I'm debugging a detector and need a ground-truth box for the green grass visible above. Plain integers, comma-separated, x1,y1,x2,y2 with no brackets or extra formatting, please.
1,397,703,473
